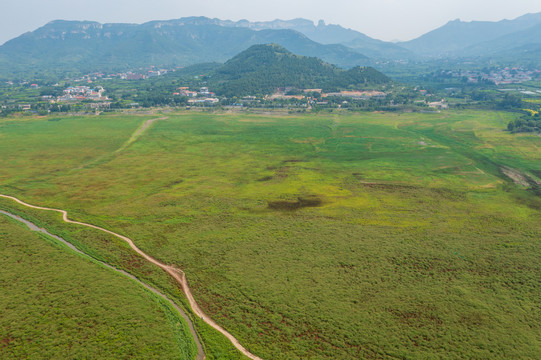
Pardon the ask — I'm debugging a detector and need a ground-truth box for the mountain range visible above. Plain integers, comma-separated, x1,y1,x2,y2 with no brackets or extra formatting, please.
0,12,540,77
0,18,368,75
209,18,414,60
400,12,541,58
234,14,541,62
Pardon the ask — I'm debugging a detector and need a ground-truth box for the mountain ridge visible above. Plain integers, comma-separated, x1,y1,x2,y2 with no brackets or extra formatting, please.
2,12,541,77
0,18,369,76
209,17,414,60
400,12,541,57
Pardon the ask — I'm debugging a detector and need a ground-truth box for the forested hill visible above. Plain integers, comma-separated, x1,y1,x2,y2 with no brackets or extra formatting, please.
209,44,390,97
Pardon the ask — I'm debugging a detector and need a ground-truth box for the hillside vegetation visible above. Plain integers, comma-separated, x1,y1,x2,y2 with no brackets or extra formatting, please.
210,44,390,96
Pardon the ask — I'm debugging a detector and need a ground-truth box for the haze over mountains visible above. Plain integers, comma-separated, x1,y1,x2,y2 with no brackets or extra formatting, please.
400,12,541,58
0,12,540,77
0,18,368,74
216,18,415,60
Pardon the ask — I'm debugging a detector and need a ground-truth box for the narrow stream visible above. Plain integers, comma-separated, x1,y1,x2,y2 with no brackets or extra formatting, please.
0,209,205,360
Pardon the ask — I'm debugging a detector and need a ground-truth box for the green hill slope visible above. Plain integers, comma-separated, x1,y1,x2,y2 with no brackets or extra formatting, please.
210,44,389,96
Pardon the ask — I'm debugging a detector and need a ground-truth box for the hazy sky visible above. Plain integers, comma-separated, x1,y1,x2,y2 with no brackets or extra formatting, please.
3,0,541,45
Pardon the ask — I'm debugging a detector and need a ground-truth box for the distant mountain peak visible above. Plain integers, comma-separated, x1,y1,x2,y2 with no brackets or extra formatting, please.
401,11,541,58
209,17,413,60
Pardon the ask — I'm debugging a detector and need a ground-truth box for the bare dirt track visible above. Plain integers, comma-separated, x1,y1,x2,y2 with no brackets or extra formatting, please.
115,116,168,154
0,193,263,360
77,116,168,170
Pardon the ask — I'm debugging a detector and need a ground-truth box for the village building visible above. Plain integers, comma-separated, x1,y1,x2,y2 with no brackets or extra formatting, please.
428,100,448,109
57,86,109,102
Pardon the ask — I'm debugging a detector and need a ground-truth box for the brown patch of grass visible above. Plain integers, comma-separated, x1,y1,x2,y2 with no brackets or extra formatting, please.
0,337,15,347
267,195,323,211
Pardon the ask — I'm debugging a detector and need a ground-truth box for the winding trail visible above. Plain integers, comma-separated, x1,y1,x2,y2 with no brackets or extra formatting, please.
0,209,205,360
0,193,263,360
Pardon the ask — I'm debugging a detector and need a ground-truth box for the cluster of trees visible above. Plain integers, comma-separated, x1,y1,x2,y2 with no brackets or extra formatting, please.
508,114,541,133
328,66,390,88
499,93,523,109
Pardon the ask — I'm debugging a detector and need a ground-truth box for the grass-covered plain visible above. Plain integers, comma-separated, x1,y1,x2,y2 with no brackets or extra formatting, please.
0,215,197,359
0,110,540,359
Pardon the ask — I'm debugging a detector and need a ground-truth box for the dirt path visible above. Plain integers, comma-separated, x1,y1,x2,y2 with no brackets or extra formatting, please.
0,194,263,360
115,116,168,154
0,209,205,360
501,166,531,187
77,116,167,170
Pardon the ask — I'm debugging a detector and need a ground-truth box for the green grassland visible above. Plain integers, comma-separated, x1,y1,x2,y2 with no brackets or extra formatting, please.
0,110,540,359
0,215,197,359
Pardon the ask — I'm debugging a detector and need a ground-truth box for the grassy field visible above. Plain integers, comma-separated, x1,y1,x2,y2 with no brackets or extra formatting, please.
0,110,540,359
0,214,197,359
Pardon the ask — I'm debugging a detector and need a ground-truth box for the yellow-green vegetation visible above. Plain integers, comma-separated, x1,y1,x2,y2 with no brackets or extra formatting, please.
1,110,540,359
0,215,197,359
523,108,539,116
